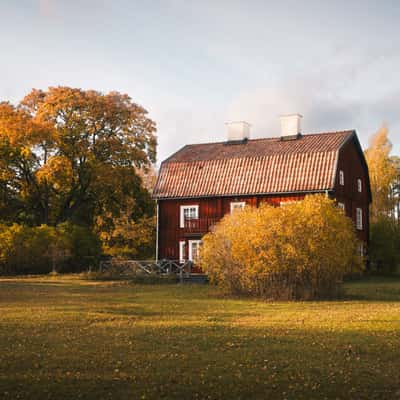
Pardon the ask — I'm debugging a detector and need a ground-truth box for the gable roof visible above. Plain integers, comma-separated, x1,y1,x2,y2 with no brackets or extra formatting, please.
153,130,355,199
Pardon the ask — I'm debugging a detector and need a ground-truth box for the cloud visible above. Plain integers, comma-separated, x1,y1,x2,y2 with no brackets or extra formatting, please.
225,56,400,154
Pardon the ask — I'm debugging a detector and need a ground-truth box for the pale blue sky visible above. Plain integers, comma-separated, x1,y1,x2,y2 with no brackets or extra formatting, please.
1,0,399,162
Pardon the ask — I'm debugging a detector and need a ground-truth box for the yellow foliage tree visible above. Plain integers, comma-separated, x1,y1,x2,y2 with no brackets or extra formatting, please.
364,126,398,222
0,87,157,226
200,195,362,300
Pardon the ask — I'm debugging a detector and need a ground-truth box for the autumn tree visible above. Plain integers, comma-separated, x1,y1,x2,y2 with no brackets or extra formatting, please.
364,127,400,272
200,195,362,300
0,87,156,225
96,198,156,259
390,156,400,224
0,87,157,267
0,101,53,223
364,126,397,223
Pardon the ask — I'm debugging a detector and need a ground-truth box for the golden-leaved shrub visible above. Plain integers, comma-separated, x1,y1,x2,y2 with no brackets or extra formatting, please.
199,195,363,300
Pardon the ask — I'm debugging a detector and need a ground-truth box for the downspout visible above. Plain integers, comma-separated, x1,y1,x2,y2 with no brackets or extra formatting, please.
155,199,159,263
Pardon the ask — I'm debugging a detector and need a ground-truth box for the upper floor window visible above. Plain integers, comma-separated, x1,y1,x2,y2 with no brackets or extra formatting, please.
180,205,199,228
357,178,362,192
339,170,344,186
356,207,363,230
230,202,245,213
338,202,345,212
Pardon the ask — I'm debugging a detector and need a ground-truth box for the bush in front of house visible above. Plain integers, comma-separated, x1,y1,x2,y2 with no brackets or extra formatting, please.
0,223,101,275
199,195,363,300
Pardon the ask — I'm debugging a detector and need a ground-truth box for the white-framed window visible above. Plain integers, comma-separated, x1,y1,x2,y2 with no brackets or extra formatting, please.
188,240,202,262
339,170,344,186
338,202,345,212
230,201,246,213
180,205,199,228
358,242,364,257
356,207,363,230
357,178,362,192
179,240,186,263
280,200,299,207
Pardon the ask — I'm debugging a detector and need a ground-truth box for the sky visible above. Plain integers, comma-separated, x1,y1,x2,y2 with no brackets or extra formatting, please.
1,0,399,162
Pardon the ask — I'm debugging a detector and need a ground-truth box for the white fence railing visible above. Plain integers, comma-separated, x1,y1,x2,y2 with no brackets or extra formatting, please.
99,259,194,282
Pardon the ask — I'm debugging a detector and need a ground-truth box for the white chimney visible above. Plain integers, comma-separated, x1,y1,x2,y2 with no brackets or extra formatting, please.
280,114,302,138
225,121,251,142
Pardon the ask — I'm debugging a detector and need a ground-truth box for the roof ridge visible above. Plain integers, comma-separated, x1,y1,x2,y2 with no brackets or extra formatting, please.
163,149,339,164
179,130,354,148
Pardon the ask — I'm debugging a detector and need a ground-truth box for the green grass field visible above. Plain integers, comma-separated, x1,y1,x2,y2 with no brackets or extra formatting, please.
1,276,400,399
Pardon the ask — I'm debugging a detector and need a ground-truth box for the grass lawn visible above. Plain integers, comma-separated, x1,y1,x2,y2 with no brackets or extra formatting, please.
1,276,400,399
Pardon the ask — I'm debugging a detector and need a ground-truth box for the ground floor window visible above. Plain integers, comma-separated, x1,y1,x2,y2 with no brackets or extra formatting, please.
179,240,186,263
188,240,202,262
279,200,300,207
230,202,246,213
338,202,345,212
356,207,363,230
358,242,364,257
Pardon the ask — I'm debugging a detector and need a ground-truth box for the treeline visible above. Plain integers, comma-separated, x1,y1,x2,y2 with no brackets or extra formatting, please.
365,127,400,273
0,87,157,274
0,223,101,274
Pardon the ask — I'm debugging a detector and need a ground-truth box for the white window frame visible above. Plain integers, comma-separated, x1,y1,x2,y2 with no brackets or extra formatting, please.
356,207,363,230
357,178,362,193
188,240,202,262
179,240,186,263
230,201,246,213
180,205,199,228
358,242,364,257
338,202,345,212
339,170,344,186
279,200,300,207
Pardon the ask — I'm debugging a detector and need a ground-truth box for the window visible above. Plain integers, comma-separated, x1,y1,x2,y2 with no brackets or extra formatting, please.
230,202,245,213
180,205,199,228
280,200,299,207
358,242,364,257
338,202,345,212
179,240,186,263
188,240,202,262
339,170,344,186
356,208,363,230
357,178,362,192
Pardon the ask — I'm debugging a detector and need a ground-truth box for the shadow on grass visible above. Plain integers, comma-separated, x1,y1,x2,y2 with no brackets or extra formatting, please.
1,275,400,399
0,322,399,400
343,275,400,302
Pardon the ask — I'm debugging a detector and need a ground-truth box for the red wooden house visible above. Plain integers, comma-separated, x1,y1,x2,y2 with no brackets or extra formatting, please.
153,115,371,264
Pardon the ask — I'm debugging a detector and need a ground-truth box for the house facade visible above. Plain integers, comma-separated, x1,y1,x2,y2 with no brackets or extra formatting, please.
153,115,371,264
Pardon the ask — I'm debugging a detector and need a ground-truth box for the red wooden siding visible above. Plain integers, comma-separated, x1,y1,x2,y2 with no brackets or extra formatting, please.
334,136,370,245
157,193,306,261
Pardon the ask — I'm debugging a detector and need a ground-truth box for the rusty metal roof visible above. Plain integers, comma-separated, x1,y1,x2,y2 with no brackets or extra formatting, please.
154,131,354,199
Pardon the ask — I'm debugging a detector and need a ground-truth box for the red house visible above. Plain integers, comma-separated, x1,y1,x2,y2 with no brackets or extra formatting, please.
153,115,371,264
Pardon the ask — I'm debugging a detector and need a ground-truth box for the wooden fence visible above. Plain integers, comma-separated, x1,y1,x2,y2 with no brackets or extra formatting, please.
99,259,194,283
